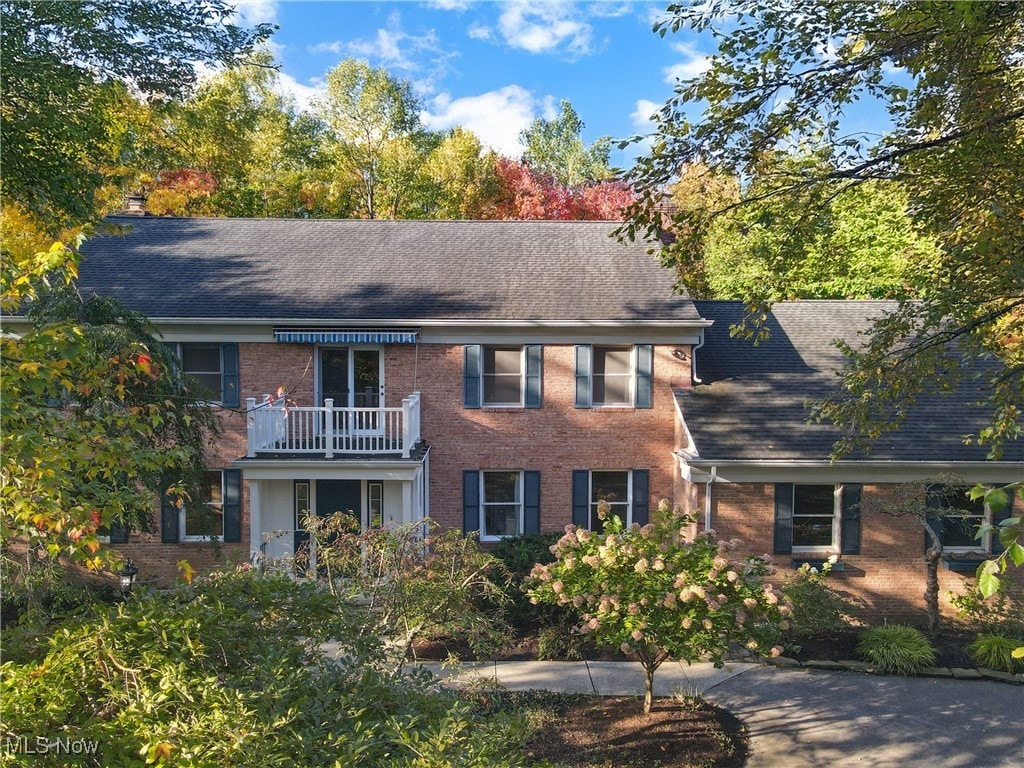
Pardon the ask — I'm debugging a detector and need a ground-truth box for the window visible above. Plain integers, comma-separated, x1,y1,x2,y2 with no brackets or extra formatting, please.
791,485,838,550
571,469,650,530
464,345,542,408
574,345,653,409
181,471,226,540
590,470,630,529
481,471,523,539
774,483,861,556
593,347,633,406
168,342,239,406
928,485,989,552
483,347,523,406
463,470,540,537
368,481,384,529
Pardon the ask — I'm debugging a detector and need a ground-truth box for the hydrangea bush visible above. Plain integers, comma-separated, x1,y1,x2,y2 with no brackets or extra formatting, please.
526,500,790,713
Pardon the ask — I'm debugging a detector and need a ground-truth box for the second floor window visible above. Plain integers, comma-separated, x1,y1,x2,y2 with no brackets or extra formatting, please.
166,342,239,406
575,344,653,409
483,347,523,406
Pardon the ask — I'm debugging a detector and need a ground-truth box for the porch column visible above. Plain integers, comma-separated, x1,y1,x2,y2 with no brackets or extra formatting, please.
401,479,414,526
248,479,262,563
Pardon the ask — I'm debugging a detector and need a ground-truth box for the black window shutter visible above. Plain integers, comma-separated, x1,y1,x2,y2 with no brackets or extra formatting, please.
572,470,590,527
840,484,862,555
635,345,653,409
109,520,130,544
464,345,482,408
524,470,541,533
463,470,480,533
925,483,944,552
991,489,1014,555
632,469,650,525
220,343,239,407
774,483,794,554
574,345,592,408
161,492,180,543
525,345,543,408
223,468,242,542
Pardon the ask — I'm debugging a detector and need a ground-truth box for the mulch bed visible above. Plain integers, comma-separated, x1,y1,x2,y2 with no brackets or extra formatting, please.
524,695,746,768
790,629,976,668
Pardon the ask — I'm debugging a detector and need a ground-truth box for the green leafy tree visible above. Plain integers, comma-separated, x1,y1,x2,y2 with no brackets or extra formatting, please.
316,58,427,219
1,271,217,580
521,99,613,187
527,501,788,714
622,0,1024,458
414,128,501,219
0,0,273,231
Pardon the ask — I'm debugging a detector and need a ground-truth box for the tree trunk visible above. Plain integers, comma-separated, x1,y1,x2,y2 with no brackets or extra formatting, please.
643,664,655,715
924,547,942,635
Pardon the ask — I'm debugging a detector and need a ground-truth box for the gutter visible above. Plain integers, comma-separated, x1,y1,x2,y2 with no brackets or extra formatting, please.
704,466,717,532
691,327,706,384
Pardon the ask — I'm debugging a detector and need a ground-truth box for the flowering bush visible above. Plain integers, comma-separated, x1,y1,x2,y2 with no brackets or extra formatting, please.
526,500,790,713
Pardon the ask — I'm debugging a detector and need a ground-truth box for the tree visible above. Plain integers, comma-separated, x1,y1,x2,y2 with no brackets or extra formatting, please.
0,0,273,232
1,274,217,578
527,501,788,714
520,99,613,187
621,1,1024,458
414,128,501,219
484,159,633,220
316,58,425,219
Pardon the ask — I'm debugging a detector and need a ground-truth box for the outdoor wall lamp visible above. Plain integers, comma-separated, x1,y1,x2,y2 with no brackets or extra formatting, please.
118,559,139,595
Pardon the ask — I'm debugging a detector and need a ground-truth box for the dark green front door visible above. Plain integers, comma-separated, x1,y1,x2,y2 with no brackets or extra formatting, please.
294,480,361,566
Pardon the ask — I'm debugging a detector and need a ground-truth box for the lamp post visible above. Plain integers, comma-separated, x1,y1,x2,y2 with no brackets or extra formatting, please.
118,559,139,596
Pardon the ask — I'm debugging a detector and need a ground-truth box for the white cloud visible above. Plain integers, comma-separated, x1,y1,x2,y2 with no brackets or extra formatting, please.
631,99,661,130
496,1,594,58
426,0,473,9
587,2,632,19
467,22,493,41
309,40,344,55
664,40,710,83
276,71,324,113
232,0,279,26
422,85,550,157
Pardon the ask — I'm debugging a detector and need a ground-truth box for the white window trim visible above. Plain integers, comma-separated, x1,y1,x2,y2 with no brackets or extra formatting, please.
937,488,991,554
315,345,385,409
481,346,525,408
180,470,225,542
591,345,636,408
589,469,633,528
791,484,841,554
479,470,524,541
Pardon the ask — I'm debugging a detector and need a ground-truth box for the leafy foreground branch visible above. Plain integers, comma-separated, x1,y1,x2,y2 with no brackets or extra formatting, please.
0,568,533,767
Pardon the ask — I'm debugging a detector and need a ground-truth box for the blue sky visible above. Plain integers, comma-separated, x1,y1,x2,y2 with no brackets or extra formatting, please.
233,1,713,168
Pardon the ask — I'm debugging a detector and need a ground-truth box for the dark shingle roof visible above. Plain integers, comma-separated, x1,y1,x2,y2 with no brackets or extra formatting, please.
75,217,698,322
678,301,1023,463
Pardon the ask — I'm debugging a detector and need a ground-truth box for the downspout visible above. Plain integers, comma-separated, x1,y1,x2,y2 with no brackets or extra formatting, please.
704,466,717,532
691,328,706,385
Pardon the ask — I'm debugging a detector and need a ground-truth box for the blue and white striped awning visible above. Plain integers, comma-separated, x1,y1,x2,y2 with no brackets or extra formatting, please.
274,329,418,344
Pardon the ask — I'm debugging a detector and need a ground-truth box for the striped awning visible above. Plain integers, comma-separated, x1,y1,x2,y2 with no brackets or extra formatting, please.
274,329,418,344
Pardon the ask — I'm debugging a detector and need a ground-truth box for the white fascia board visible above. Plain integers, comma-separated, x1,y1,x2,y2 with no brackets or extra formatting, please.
137,317,711,345
234,460,424,482
675,455,1024,484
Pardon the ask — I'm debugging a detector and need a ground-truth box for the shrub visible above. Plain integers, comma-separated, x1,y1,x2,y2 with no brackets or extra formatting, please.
491,532,576,632
967,633,1024,673
300,516,512,661
0,567,532,767
781,560,860,638
527,500,790,713
950,583,1024,636
856,625,936,675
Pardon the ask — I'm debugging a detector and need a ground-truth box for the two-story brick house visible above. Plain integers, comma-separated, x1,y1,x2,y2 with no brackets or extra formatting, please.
29,216,1020,618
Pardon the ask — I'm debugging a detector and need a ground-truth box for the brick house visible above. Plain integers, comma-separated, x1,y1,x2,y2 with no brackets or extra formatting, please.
38,217,1022,618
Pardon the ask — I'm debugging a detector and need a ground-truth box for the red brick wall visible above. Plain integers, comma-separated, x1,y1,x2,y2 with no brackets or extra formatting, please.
692,480,1022,624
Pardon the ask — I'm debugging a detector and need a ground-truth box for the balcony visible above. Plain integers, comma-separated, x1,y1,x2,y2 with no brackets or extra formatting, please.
246,392,422,459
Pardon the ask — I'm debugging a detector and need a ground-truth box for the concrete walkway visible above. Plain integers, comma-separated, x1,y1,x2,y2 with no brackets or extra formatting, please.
411,660,1024,768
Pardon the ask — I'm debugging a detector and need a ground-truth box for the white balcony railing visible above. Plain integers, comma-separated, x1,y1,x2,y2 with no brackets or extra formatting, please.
246,392,422,459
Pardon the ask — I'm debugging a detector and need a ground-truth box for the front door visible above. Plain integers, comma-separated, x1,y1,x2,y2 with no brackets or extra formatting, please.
293,479,361,573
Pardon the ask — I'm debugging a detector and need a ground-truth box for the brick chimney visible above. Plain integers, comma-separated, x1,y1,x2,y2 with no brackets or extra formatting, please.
122,192,147,216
